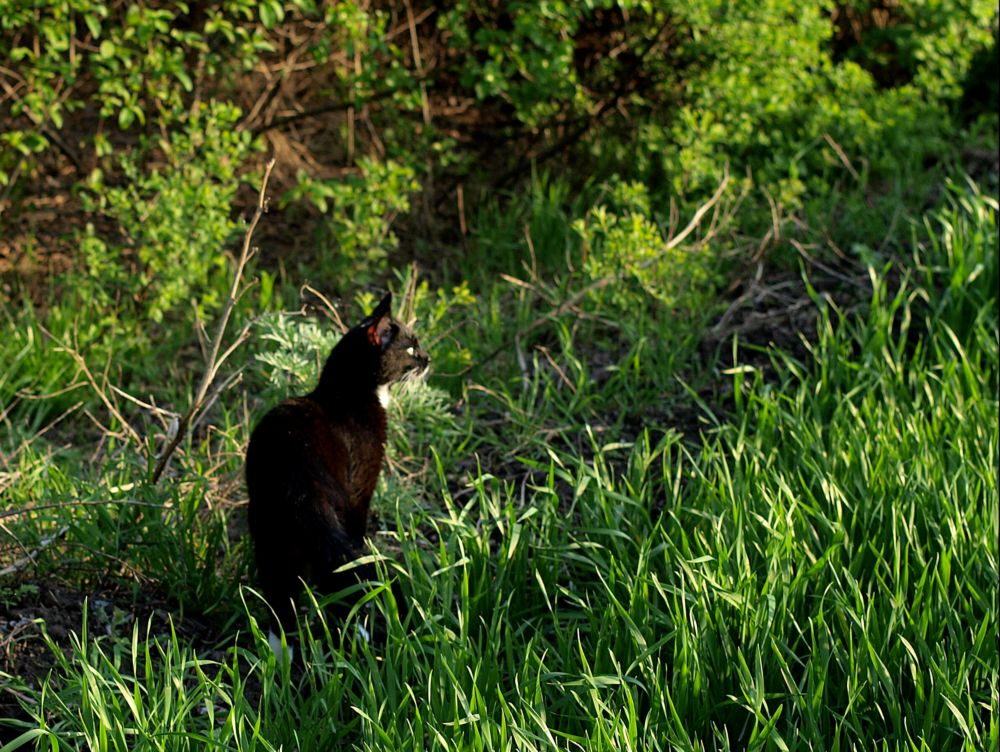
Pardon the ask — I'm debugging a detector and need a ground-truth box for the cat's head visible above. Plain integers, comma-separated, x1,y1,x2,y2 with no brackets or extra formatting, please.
357,293,430,386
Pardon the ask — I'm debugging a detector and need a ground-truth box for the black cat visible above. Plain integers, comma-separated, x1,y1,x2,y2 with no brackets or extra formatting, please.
246,293,428,658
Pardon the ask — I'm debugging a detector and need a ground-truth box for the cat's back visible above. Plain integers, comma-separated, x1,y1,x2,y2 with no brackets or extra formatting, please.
245,396,350,508
247,394,340,456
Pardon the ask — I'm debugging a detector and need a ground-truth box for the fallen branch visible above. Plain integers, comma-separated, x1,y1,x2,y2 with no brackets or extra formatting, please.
151,158,276,484
0,498,166,524
0,525,70,577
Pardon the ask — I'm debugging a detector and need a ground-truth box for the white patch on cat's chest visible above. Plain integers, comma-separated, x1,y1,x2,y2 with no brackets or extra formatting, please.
356,622,371,643
377,384,391,408
268,630,294,663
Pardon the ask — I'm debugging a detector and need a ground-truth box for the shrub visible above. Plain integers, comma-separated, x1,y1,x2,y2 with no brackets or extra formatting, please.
283,158,419,285
79,102,255,322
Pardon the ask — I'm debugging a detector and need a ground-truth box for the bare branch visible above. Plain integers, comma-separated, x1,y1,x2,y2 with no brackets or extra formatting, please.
0,498,166,524
663,165,731,252
151,158,276,483
302,284,348,333
44,328,143,449
0,525,70,576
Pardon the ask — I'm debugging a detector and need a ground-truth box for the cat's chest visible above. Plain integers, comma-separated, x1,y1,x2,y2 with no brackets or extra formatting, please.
329,407,385,489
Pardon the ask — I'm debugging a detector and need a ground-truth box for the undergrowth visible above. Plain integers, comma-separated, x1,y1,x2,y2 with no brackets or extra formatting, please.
1,179,996,749
1,3,998,750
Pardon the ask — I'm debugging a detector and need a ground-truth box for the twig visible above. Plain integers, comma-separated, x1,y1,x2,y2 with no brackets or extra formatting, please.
0,76,83,173
0,498,177,525
0,520,32,569
151,159,275,483
536,345,576,393
108,384,179,427
0,402,83,483
238,68,285,131
789,238,868,289
44,329,143,449
823,133,861,183
0,525,70,576
191,369,244,434
457,183,467,237
13,381,87,401
302,284,348,332
250,84,416,135
663,166,731,252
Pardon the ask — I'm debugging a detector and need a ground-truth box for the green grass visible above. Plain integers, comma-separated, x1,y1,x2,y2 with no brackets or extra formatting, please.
1,179,997,750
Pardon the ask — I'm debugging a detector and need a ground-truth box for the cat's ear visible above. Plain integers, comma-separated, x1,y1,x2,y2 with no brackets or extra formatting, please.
368,293,392,320
365,293,393,348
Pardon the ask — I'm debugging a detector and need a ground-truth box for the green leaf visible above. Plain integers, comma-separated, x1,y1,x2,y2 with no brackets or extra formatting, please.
118,106,135,129
175,69,193,92
84,14,102,39
259,1,285,29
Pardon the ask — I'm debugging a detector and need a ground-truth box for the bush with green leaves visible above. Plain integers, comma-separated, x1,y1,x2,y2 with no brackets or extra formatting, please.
833,0,998,98
0,0,305,182
283,158,419,284
618,0,997,230
79,102,255,322
574,178,722,310
4,0,996,299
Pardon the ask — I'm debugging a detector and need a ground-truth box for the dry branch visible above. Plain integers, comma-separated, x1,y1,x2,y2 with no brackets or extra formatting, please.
0,498,166,525
0,524,70,577
302,284,349,333
150,158,276,484
44,330,143,449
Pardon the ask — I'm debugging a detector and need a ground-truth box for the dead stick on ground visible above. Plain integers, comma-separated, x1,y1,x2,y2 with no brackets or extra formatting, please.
151,158,276,484
0,525,70,577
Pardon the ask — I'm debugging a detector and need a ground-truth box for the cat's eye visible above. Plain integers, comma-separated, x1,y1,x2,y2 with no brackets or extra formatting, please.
406,346,415,356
